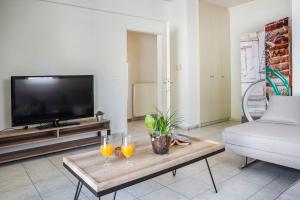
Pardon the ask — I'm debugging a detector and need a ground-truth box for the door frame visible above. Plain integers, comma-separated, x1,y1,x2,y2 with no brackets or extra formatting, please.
126,23,170,120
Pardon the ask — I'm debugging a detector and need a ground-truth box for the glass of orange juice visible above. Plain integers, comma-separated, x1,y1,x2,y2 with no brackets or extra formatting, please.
121,134,135,165
100,135,114,166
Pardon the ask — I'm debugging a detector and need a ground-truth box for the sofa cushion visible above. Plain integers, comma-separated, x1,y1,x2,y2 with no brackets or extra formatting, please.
223,121,300,159
260,96,300,125
276,179,300,200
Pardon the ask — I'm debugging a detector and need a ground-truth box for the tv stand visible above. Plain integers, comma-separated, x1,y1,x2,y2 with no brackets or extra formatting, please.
37,121,81,130
0,118,110,164
57,121,80,127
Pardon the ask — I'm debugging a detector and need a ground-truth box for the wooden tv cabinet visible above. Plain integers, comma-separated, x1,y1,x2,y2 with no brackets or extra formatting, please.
0,118,110,164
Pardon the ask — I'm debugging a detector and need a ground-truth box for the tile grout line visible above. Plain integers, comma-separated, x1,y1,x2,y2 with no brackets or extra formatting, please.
125,180,167,199
166,186,193,199
245,173,283,200
138,156,243,200
186,160,247,199
21,162,44,200
166,159,245,199
48,157,92,200
135,185,193,200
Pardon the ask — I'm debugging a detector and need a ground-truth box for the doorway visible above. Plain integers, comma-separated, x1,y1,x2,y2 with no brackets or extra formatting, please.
127,31,158,121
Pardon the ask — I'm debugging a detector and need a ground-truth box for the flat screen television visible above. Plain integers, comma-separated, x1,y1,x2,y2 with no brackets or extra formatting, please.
11,75,94,127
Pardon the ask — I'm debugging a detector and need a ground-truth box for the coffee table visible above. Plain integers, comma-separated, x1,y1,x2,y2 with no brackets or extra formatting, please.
63,136,225,200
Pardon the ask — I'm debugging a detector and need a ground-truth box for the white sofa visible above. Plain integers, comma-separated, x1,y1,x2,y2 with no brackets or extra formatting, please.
223,96,300,199
223,96,300,170
223,120,300,199
223,121,300,170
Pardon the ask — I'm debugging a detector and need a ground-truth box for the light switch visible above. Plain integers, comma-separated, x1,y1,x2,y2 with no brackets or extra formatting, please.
176,64,182,71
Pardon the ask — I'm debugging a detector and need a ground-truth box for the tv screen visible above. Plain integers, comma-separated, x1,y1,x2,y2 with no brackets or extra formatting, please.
11,75,94,126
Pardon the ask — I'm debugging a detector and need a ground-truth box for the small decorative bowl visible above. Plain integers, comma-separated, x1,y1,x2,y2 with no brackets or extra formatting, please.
114,146,124,159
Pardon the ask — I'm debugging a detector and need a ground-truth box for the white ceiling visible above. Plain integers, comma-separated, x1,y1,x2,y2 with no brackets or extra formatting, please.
201,0,254,8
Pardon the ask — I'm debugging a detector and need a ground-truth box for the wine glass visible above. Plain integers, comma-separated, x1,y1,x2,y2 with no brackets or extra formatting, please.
121,134,135,165
100,135,114,166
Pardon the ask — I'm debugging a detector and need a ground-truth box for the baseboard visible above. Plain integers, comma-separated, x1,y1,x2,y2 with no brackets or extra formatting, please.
127,116,145,122
200,118,230,127
229,117,242,122
177,123,199,130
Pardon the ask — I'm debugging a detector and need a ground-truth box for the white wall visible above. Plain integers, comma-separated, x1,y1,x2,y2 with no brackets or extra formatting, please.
169,0,200,129
0,0,200,131
187,0,200,127
229,0,292,120
44,0,169,21
127,32,157,119
292,0,300,95
0,0,168,132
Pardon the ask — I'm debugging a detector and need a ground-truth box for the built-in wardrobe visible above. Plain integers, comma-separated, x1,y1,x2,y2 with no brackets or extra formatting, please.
199,1,230,126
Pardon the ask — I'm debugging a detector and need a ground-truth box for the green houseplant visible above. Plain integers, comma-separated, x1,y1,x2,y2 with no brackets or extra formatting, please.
145,110,180,154
95,111,105,122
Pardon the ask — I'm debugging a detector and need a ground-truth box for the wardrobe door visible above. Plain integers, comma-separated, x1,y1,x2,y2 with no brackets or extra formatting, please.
220,74,229,119
200,58,215,123
213,5,230,121
199,1,230,125
200,3,213,124
220,11,230,120
210,75,218,122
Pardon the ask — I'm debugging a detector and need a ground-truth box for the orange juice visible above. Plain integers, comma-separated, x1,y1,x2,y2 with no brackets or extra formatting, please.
121,144,135,158
100,144,114,158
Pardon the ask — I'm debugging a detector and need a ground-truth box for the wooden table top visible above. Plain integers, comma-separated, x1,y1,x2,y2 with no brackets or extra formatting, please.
63,136,224,193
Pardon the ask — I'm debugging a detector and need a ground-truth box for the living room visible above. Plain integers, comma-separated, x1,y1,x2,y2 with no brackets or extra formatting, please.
0,0,299,199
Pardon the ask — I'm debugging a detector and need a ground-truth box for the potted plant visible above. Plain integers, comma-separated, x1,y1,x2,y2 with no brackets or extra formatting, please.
145,111,179,155
95,111,105,122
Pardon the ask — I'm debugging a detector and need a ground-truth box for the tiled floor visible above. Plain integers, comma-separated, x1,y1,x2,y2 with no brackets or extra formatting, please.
0,121,299,200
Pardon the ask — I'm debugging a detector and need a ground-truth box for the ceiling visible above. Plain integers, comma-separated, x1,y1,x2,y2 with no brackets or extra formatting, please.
201,0,254,8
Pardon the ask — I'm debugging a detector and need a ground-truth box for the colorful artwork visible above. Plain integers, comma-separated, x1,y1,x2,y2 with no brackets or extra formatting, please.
265,17,292,96
241,17,293,122
240,32,266,122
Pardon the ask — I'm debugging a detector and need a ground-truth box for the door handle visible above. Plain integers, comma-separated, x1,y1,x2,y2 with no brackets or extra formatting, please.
163,80,173,84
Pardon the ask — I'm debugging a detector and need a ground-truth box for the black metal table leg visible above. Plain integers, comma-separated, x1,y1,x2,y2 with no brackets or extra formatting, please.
205,158,218,193
241,156,257,169
172,170,177,176
74,181,83,200
98,191,116,200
